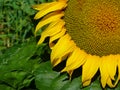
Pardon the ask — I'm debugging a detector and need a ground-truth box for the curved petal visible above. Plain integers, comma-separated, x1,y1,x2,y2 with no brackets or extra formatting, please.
116,55,120,86
37,19,65,45
35,11,64,34
51,34,76,66
100,58,109,88
82,55,100,86
107,77,114,88
49,28,66,48
107,55,117,80
33,1,67,19
100,55,117,88
32,2,55,11
61,47,87,72
117,55,120,79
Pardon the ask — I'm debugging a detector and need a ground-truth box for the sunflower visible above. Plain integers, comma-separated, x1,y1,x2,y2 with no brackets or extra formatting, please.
33,0,120,88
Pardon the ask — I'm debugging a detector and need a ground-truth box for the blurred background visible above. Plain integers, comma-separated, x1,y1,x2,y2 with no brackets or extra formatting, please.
0,0,53,51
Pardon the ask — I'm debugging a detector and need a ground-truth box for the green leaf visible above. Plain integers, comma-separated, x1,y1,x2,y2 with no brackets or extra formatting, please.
35,61,81,90
35,61,60,90
1,71,34,90
0,39,37,72
33,56,120,90
0,84,15,90
61,77,82,90
0,39,38,89
50,74,69,90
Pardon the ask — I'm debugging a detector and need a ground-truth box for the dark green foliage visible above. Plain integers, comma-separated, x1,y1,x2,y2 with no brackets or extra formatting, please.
1,41,120,90
0,0,43,50
0,39,37,90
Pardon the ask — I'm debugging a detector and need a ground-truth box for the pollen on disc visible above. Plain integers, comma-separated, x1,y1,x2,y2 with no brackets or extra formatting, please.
64,0,120,56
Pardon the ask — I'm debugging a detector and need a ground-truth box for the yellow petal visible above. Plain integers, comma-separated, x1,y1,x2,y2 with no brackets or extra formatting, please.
51,34,76,66
49,28,66,48
106,55,120,88
107,77,114,88
32,2,54,11
107,55,117,80
34,1,67,19
35,11,64,34
100,57,110,88
37,19,65,45
61,47,87,72
83,80,91,87
117,55,120,79
115,55,120,86
82,55,100,86
107,75,119,88
100,55,118,88
32,2,57,11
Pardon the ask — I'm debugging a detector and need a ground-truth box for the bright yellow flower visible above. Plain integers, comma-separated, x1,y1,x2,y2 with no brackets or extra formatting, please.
33,0,120,88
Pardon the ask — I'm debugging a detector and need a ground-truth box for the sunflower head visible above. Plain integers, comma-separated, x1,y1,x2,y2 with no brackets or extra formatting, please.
33,0,120,88
64,0,120,57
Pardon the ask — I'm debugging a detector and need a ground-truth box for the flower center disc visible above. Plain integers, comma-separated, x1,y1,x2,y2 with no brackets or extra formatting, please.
64,0,120,56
